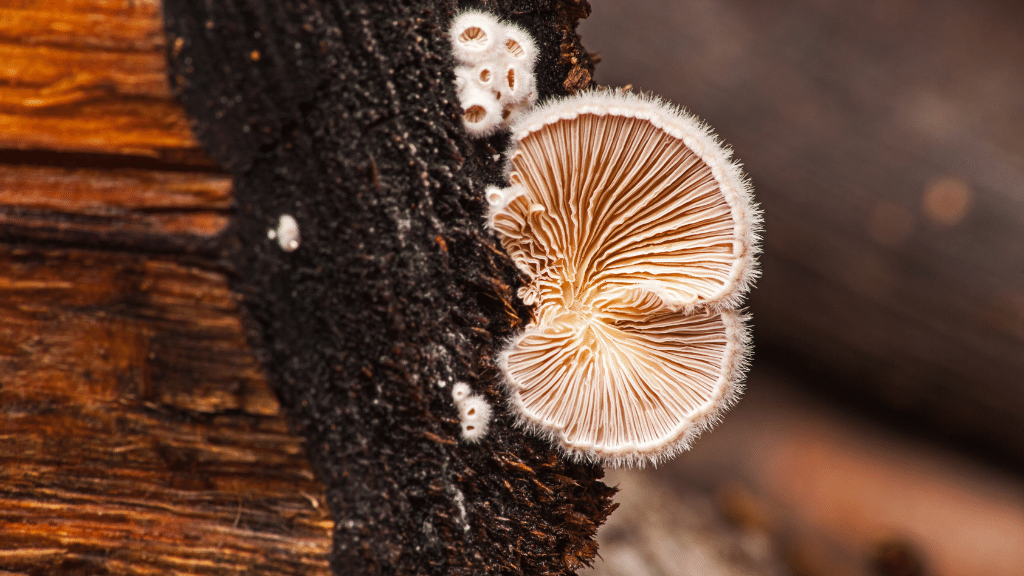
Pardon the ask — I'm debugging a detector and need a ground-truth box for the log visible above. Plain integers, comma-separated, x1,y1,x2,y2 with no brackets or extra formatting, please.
0,247,334,574
0,1,334,573
0,165,230,249
0,0,200,159
162,0,616,574
2,0,620,574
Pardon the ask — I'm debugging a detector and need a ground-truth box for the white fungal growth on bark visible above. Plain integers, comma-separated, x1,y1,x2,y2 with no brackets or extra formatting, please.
449,11,538,137
456,83,504,137
451,382,492,442
458,396,492,441
451,382,472,403
267,214,301,252
487,90,762,467
501,24,538,66
496,62,534,105
450,11,501,61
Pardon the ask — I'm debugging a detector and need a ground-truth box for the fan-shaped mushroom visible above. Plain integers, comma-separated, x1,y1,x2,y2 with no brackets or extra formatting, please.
488,90,760,466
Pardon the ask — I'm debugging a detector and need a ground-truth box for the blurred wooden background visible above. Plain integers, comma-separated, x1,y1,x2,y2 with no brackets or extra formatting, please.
579,1,1024,575
0,1,332,573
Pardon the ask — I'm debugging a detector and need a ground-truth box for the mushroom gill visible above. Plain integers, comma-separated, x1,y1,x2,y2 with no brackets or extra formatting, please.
488,90,760,466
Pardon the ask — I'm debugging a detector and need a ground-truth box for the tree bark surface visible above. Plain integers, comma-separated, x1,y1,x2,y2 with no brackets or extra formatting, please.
162,0,616,575
2,0,617,574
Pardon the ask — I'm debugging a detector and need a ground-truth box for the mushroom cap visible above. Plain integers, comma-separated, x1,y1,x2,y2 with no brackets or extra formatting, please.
501,307,749,466
449,11,501,63
459,395,492,426
275,214,301,252
458,84,503,137
495,62,535,106
488,90,761,466
469,62,497,89
451,382,472,403
500,23,539,66
495,90,760,313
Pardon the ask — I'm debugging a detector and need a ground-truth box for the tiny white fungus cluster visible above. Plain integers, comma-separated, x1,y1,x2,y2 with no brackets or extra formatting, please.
449,11,538,137
451,382,492,442
267,214,301,252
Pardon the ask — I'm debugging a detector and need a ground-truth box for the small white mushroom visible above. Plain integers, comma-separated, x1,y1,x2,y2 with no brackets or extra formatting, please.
449,11,501,63
484,185,506,207
450,383,492,442
496,62,535,106
271,214,301,252
458,84,503,137
501,24,538,66
451,382,472,403
470,63,496,89
488,90,761,467
449,10,539,138
459,396,490,421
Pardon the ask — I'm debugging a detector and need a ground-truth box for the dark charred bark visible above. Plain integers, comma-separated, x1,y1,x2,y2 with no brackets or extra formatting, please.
161,1,616,574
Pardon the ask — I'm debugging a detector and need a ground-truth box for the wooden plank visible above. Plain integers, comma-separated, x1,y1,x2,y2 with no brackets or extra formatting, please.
0,1,165,50
0,245,332,575
0,1,201,157
0,1,333,573
0,164,231,246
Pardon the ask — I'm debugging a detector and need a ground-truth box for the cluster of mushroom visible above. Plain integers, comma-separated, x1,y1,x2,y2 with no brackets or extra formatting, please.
449,11,538,137
451,383,492,442
486,90,761,467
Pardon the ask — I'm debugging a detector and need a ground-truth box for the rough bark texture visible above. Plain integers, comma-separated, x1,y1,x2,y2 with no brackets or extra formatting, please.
162,1,616,575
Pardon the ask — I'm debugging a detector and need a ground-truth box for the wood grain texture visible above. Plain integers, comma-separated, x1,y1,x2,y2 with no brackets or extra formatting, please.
0,164,231,248
0,1,334,573
0,246,333,575
0,0,200,158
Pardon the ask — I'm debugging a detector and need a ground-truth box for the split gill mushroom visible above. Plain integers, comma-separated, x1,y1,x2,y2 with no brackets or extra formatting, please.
486,90,761,467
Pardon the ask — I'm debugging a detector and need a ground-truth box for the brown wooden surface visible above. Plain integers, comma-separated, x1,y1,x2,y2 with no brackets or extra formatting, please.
0,1,333,573
0,0,200,159
0,247,332,575
0,164,230,247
